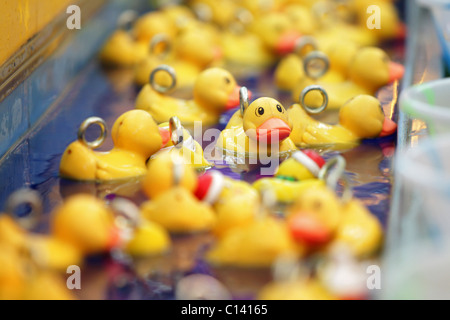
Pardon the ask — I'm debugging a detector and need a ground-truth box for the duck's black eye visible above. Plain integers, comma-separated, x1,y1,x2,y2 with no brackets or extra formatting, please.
224,77,231,84
276,104,284,113
255,107,265,117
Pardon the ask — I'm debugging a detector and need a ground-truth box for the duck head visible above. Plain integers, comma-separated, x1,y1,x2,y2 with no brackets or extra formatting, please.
51,194,121,255
243,97,292,144
193,68,250,113
112,110,169,159
173,27,222,68
251,12,302,56
339,95,397,139
348,47,404,92
133,12,177,44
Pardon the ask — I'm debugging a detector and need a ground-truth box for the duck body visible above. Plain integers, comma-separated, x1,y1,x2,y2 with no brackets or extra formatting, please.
221,30,276,68
195,171,261,238
60,110,166,182
140,186,216,234
292,47,405,108
206,216,303,268
135,25,223,87
99,30,148,67
287,95,397,149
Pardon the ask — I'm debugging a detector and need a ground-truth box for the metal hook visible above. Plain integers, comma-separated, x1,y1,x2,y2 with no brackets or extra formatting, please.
110,198,141,231
300,85,329,115
149,34,172,59
318,156,353,203
169,116,184,147
5,188,43,230
77,117,107,150
149,65,177,94
295,36,318,57
240,86,249,116
303,51,330,80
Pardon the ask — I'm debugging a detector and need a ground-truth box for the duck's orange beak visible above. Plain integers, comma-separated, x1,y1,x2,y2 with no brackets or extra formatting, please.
226,86,252,110
288,213,332,246
159,127,171,147
256,118,291,143
275,31,302,56
388,61,405,83
107,226,122,251
379,117,398,137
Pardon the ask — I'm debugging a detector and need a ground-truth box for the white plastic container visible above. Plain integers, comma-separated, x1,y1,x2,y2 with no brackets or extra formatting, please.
400,78,450,135
382,134,450,299
417,0,450,70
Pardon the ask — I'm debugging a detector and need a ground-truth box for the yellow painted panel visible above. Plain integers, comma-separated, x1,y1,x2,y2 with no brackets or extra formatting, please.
0,0,73,66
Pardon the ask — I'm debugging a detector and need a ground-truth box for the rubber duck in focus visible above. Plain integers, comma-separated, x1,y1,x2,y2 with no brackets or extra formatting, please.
59,110,170,181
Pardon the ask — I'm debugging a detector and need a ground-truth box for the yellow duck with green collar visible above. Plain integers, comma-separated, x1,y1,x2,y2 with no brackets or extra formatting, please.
253,150,327,204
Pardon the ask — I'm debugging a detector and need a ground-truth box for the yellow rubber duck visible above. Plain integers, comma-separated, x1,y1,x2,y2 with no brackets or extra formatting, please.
189,0,238,28
275,38,357,91
253,150,327,204
288,91,398,149
99,29,148,67
221,24,276,69
194,170,261,238
142,152,198,200
0,244,76,300
108,198,171,257
217,88,298,157
249,11,302,56
59,110,170,182
140,186,216,234
140,157,216,234
134,26,223,87
292,47,405,109
0,189,82,272
286,184,383,258
135,66,248,125
282,4,319,36
132,11,177,45
151,117,212,170
51,194,121,256
205,213,304,268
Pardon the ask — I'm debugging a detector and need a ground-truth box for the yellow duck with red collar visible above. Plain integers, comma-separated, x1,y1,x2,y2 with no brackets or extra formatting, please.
135,67,248,125
194,170,261,238
286,185,383,258
60,110,169,182
217,91,298,157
